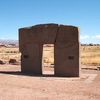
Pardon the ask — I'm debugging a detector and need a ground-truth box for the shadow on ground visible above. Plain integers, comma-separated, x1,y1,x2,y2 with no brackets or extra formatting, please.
0,71,78,78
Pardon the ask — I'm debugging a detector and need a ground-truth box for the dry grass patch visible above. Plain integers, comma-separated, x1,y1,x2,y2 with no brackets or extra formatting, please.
81,46,100,66
0,47,20,63
0,45,100,66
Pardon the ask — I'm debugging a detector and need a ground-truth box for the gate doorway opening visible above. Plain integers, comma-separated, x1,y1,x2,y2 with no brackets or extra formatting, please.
42,44,54,75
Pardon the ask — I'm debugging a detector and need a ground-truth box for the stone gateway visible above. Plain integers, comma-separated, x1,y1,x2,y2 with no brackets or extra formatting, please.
19,23,80,77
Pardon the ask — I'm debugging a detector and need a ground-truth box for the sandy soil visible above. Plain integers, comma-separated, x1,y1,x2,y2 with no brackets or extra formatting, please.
0,65,100,100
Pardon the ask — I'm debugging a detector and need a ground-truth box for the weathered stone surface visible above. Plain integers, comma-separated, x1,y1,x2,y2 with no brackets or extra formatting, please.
30,24,58,43
54,43,80,76
55,25,79,43
19,28,31,52
9,59,17,65
54,25,80,76
0,60,5,65
19,23,80,77
21,43,43,74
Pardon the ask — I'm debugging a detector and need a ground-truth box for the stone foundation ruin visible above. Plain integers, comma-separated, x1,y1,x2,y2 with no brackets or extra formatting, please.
19,23,80,77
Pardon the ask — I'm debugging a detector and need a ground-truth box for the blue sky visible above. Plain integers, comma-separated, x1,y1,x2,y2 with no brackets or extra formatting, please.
0,0,100,43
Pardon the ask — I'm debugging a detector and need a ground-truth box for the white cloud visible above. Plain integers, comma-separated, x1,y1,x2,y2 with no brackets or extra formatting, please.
80,34,100,43
80,34,100,40
95,35,100,39
80,35,90,39
90,35,100,39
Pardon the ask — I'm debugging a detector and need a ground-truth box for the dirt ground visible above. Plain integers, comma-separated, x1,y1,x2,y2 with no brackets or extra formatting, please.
0,65,100,100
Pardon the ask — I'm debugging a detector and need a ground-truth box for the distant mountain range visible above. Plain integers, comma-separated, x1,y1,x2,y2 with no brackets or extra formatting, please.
0,39,99,47
0,39,18,46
